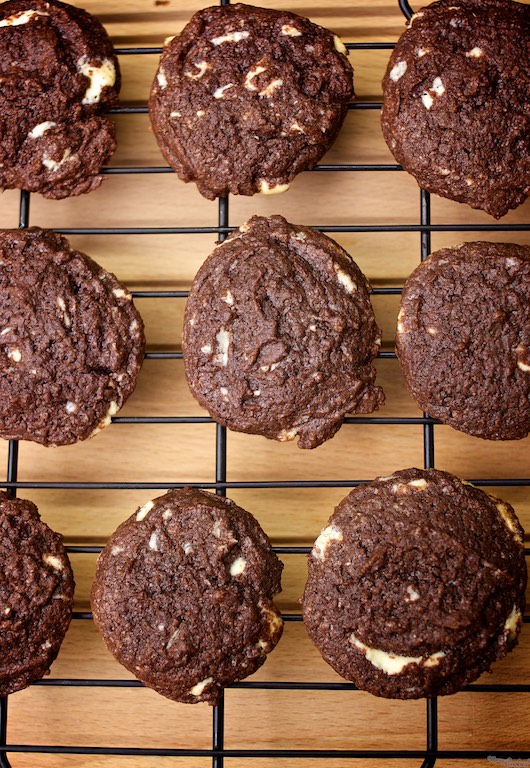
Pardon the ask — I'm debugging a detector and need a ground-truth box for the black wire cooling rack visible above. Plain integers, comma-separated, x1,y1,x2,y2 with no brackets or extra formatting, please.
0,0,529,765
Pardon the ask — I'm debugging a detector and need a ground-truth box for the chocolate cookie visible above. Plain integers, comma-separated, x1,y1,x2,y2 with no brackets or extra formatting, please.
91,488,283,705
0,0,120,199
182,215,384,449
396,241,530,440
149,3,353,200
381,0,530,218
302,468,527,699
0,492,74,696
0,228,145,446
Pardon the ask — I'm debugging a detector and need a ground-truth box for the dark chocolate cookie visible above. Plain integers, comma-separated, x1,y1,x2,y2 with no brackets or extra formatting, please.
381,0,530,218
182,215,384,449
149,3,353,200
0,228,145,446
0,492,74,696
91,488,283,705
396,241,530,440
302,468,527,699
0,0,120,199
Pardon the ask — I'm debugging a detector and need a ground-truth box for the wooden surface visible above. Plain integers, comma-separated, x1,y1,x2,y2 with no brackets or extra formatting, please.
2,1,530,766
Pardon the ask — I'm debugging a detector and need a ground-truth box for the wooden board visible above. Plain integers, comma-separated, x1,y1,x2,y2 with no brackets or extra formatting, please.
2,1,529,766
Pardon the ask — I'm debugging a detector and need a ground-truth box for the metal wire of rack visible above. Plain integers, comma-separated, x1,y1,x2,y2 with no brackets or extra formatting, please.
0,0,529,765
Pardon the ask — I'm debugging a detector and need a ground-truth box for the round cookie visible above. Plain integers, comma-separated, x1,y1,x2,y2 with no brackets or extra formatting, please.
0,492,75,696
396,241,530,440
182,215,384,449
91,488,284,705
0,228,145,446
381,0,530,218
149,3,353,200
302,468,527,699
0,0,120,199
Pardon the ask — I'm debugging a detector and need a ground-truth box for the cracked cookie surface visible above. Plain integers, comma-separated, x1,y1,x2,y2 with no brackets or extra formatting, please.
302,468,527,699
0,228,144,446
381,0,530,218
149,3,353,199
91,487,283,705
0,0,120,198
396,241,530,440
182,215,384,449
0,492,74,696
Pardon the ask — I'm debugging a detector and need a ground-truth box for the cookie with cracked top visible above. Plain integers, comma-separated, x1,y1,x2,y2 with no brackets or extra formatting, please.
0,0,120,199
302,468,527,699
149,3,353,200
381,0,530,218
396,241,530,440
182,215,384,449
0,492,75,696
0,227,145,446
91,487,283,705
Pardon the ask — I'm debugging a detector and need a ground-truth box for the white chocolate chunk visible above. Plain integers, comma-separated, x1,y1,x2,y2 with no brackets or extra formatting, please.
350,634,445,675
162,510,172,521
431,77,445,96
43,148,71,171
213,83,235,99
90,400,119,436
111,545,124,556
244,65,267,91
183,542,193,555
222,290,234,306
211,31,249,45
421,91,434,110
281,24,302,37
112,288,131,300
277,427,297,441
466,47,483,58
43,553,63,571
259,601,283,635
334,263,356,293
290,122,305,133
201,344,212,354
496,502,522,542
28,121,56,139
408,478,428,490
427,327,438,335
148,532,158,551
406,586,420,602
8,349,21,363
166,628,180,650
0,9,49,27
313,525,343,561
65,401,77,414
196,110,205,118
333,35,347,55
170,111,181,118
229,557,246,576
190,677,213,696
77,57,116,105
258,180,290,195
253,390,261,397
0,327,11,336
416,48,429,57
186,61,210,79
259,78,283,97
136,500,154,522
215,327,230,366
389,61,407,82
157,69,168,89
518,360,530,372
504,605,522,640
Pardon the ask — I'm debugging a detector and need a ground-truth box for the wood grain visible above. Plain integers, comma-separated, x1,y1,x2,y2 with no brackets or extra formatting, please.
2,1,530,766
